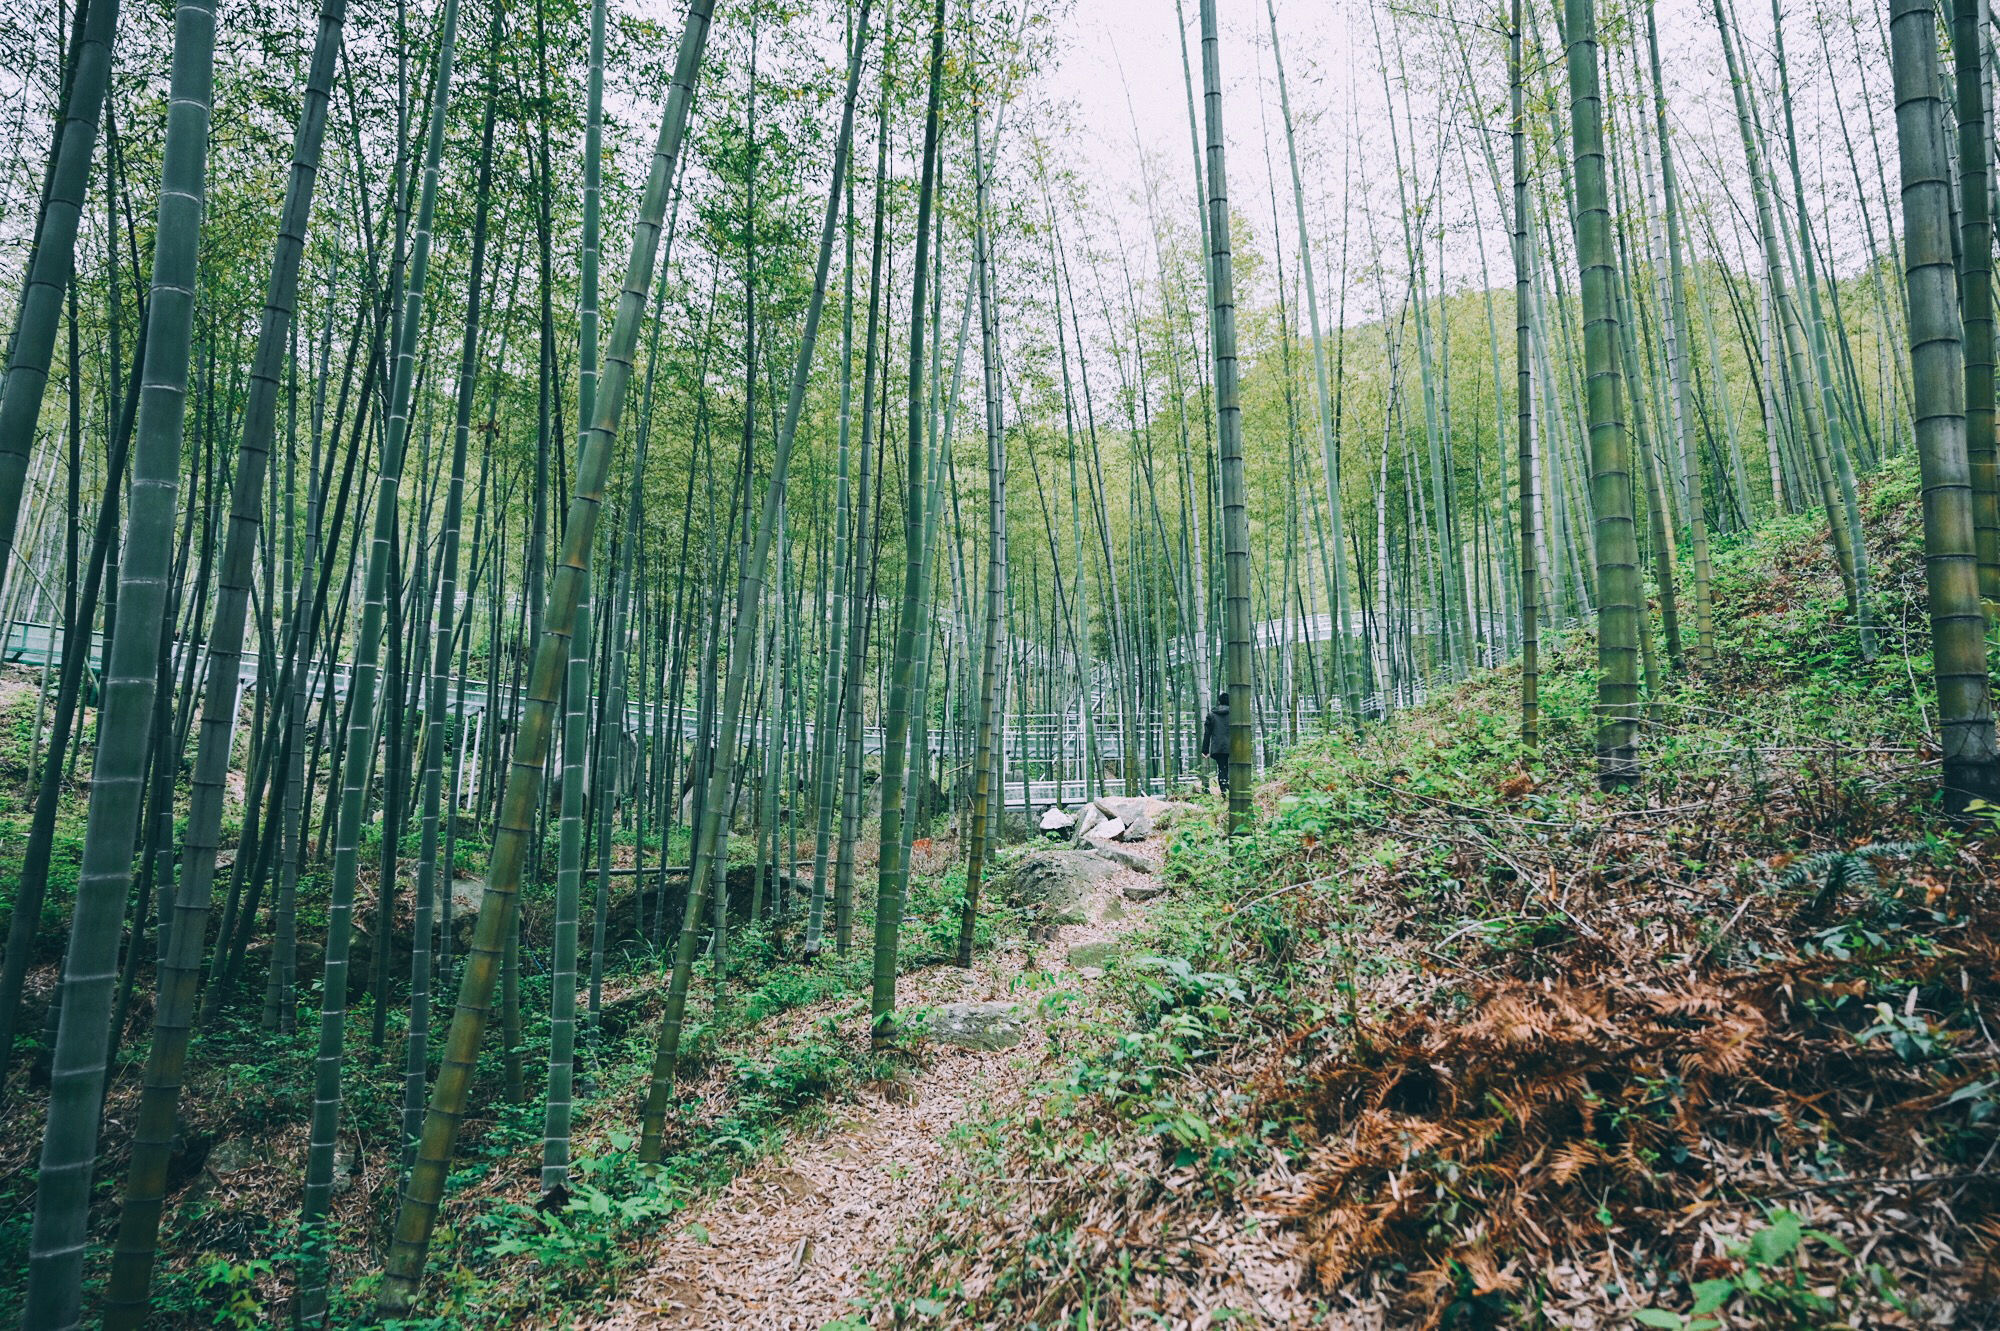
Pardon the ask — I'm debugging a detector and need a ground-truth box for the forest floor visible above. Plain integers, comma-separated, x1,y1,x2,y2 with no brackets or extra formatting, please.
849,455,2000,1328
588,845,1169,1330
0,686,1052,1327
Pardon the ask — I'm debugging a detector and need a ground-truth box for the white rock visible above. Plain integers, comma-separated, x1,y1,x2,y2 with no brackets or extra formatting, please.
1039,805,1076,832
927,1001,1028,1051
1084,816,1126,846
1095,795,1172,825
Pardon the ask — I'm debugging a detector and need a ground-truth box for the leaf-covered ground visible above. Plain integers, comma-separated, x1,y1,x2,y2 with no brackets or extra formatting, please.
0,766,1005,1327
875,455,2000,1328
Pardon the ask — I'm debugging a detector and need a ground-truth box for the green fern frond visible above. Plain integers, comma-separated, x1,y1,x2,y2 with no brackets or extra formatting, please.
1774,842,1924,912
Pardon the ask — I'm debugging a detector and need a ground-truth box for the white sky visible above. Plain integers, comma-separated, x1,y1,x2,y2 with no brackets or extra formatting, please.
1033,0,1894,319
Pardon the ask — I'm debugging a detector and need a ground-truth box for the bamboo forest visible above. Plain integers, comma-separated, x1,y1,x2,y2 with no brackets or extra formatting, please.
0,0,1998,1321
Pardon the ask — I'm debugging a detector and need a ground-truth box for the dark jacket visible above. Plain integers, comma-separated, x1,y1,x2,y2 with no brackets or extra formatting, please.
1201,704,1231,759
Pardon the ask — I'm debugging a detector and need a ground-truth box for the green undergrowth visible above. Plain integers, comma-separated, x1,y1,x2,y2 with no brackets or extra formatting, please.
873,456,2000,1327
0,784,1022,1328
360,861,1026,1328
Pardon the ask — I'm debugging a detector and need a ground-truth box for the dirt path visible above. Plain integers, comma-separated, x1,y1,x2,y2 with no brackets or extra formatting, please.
590,845,1165,1331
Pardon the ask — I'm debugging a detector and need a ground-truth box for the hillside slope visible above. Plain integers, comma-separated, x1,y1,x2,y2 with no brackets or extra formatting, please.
874,457,2000,1328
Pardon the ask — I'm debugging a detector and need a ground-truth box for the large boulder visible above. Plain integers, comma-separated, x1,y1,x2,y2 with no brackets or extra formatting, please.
1095,846,1153,875
1071,804,1104,846
1039,805,1076,834
206,1137,264,1176
996,849,1119,911
1066,940,1121,969
449,876,485,919
927,1001,1028,1051
1118,813,1155,841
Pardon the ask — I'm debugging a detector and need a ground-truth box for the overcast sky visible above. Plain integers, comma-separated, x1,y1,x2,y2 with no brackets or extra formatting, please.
1032,0,1890,318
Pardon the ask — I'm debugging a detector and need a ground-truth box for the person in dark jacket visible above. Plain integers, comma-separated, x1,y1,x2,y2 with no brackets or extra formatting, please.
1200,693,1231,793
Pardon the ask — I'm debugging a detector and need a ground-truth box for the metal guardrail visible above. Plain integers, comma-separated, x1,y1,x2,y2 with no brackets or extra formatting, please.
1,616,1492,807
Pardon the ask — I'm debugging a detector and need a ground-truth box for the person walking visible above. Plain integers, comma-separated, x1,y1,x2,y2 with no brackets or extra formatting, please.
1200,692,1231,794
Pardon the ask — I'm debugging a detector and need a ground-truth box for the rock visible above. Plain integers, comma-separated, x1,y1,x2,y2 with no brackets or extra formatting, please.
1083,817,1127,846
996,849,1119,911
332,1144,358,1194
1094,795,1169,825
1039,805,1076,833
1071,804,1104,846
1088,795,1203,834
450,877,485,917
1066,940,1121,968
1122,880,1169,902
682,783,751,826
1095,846,1153,874
207,1137,261,1175
927,1000,1027,1051
1119,813,1155,841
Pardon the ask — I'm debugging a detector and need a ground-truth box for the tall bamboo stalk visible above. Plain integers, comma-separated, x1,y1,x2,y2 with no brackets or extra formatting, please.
958,86,1004,968
869,0,945,1044
834,56,892,957
544,562,589,1188
0,0,122,576
300,0,462,1311
1887,0,2000,807
544,0,609,1188
1710,0,1863,635
402,0,499,1181
18,0,213,1320
102,2,346,1318
1952,0,2000,603
807,31,861,949
1513,0,1539,748
1643,0,1715,666
1199,0,1253,830
1766,0,1873,656
1566,0,1642,788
